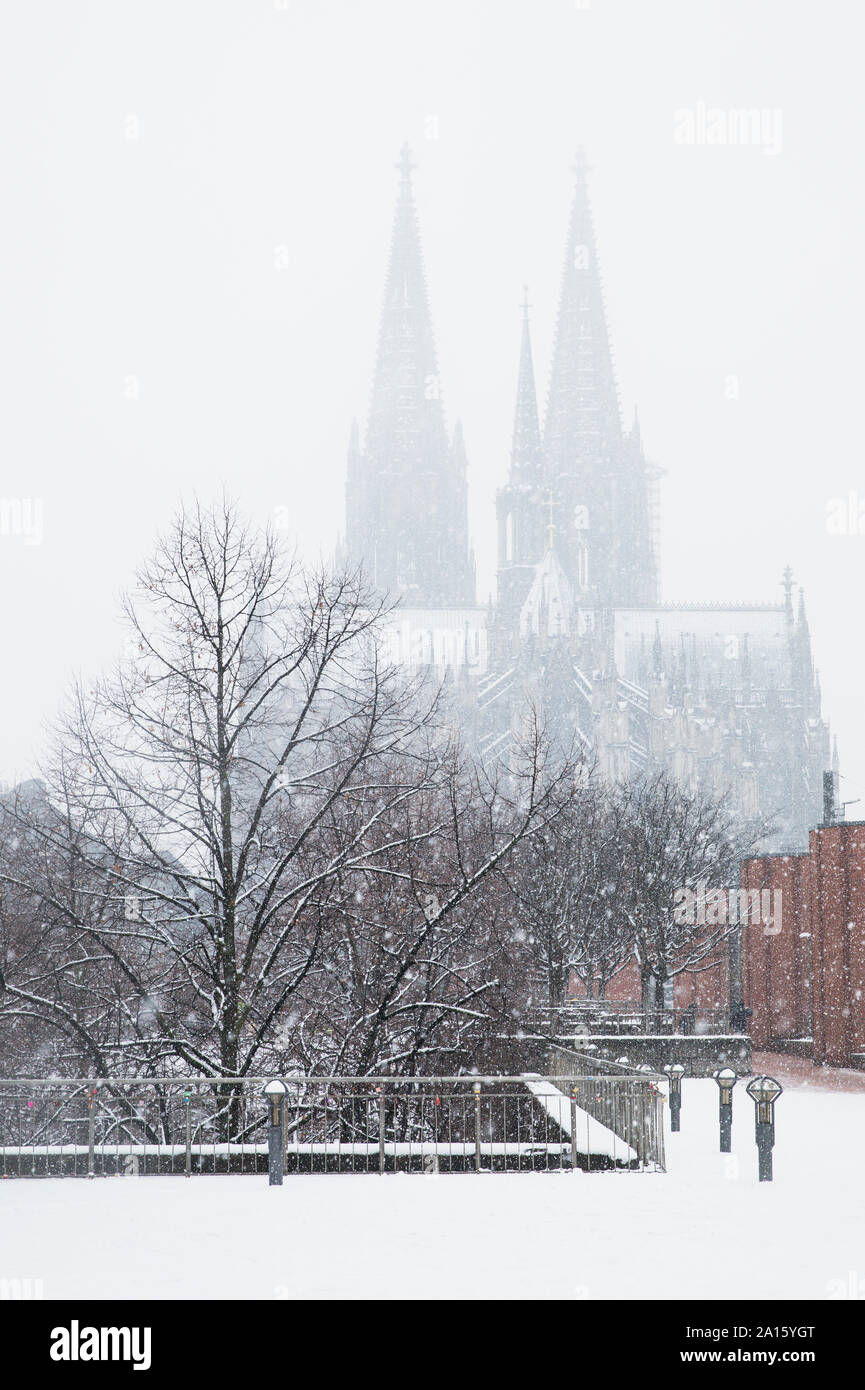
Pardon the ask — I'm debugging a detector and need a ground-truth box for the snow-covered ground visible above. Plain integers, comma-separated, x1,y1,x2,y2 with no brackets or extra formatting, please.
3,1076,863,1300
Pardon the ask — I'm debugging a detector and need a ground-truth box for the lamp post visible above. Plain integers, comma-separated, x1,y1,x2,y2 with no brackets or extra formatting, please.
183,1087,193,1177
663,1063,686,1131
745,1075,783,1181
713,1068,737,1152
263,1080,288,1186
87,1086,99,1179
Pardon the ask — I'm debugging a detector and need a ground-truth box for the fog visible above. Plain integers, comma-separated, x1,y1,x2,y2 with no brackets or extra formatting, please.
1,0,863,813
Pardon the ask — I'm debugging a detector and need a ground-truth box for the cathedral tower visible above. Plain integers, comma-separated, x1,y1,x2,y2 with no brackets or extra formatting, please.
543,151,657,607
496,290,551,624
346,145,475,607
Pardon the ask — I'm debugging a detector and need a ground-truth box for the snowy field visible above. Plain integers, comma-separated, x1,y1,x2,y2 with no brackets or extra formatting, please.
3,1076,864,1300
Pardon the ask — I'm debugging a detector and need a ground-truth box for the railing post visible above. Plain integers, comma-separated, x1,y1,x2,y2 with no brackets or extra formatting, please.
570,1092,578,1172
263,1080,287,1186
377,1087,385,1175
473,1081,482,1173
184,1088,192,1177
87,1086,98,1179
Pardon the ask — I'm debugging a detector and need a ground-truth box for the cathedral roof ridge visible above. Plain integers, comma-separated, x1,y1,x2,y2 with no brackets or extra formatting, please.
653,600,785,613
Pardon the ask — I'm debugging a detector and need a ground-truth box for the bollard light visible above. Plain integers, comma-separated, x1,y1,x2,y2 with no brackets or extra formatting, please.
183,1087,193,1178
472,1081,482,1174
264,1078,287,1123
663,1063,686,1132
746,1074,782,1124
263,1079,288,1186
713,1068,737,1153
745,1075,783,1182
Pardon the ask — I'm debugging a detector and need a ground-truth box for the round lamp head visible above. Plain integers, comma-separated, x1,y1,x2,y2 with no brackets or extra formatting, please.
746,1075,782,1102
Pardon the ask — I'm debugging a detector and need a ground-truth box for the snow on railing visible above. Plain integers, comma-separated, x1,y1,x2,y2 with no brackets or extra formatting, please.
0,1072,665,1177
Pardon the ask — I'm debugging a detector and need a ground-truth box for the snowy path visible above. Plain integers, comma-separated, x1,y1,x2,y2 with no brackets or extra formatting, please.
2,1079,863,1299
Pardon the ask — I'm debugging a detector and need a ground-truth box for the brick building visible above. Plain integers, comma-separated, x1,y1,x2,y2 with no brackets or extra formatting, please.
741,822,865,1068
564,815,865,1072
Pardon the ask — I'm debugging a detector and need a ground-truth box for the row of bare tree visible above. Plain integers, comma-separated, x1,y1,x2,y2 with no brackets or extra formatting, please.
0,502,763,1082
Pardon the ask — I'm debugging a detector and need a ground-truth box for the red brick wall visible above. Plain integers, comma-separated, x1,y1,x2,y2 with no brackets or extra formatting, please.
743,824,865,1067
740,854,811,1048
809,824,865,1066
569,949,729,1009
569,963,641,1003
674,955,728,1012
564,824,865,1067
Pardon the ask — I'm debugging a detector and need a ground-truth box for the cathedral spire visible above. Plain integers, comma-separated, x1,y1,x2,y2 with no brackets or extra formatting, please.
495,293,549,621
782,565,795,624
364,142,447,473
541,152,655,607
791,584,818,714
544,148,621,473
346,146,474,607
652,619,663,678
511,287,543,479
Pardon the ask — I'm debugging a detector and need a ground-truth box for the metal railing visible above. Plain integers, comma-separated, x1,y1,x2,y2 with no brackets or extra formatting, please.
548,1048,666,1167
0,1070,665,1177
527,1001,731,1037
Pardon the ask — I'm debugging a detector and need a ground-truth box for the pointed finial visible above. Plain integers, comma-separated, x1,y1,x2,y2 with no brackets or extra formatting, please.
571,146,591,184
652,620,663,677
396,142,416,184
547,489,556,550
782,565,794,621
520,285,532,322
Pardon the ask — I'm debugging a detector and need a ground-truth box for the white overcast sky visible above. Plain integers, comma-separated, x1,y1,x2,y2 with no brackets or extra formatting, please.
1,0,864,812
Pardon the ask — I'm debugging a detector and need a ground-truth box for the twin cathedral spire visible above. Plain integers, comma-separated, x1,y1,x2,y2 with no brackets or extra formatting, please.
345,143,475,608
345,145,659,619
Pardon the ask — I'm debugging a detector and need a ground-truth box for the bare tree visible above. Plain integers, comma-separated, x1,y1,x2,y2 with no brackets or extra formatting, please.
0,781,137,1076
0,500,578,1103
288,726,574,1076
498,780,634,1008
616,773,767,1015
